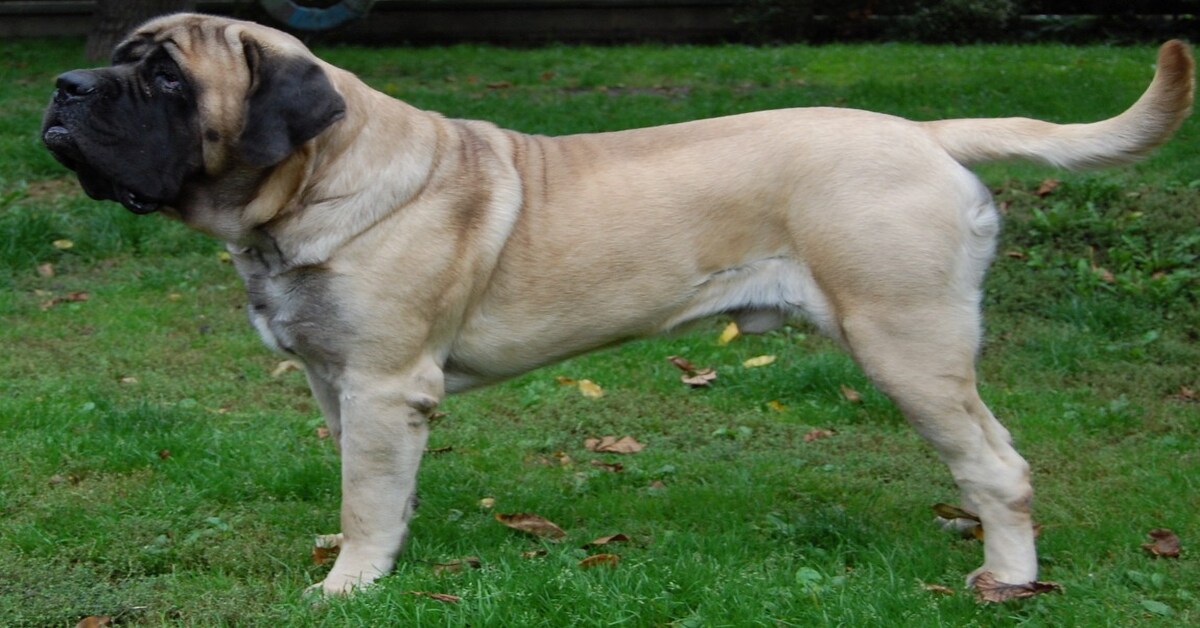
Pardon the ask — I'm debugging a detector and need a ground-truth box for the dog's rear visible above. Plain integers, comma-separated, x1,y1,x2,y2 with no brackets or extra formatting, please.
926,40,1194,170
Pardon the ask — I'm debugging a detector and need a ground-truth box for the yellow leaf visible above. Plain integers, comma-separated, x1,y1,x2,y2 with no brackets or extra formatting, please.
717,321,740,345
766,400,787,412
271,359,302,377
578,379,604,398
742,355,776,368
217,251,233,263
52,239,74,250
478,497,495,509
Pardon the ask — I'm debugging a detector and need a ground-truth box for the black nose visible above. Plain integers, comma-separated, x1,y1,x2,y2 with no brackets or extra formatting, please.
55,70,101,102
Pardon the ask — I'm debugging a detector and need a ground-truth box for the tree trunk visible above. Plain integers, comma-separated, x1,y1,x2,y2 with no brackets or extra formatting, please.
85,0,197,61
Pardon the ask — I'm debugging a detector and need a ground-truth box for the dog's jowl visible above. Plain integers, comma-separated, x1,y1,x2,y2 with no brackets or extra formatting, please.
43,13,1193,597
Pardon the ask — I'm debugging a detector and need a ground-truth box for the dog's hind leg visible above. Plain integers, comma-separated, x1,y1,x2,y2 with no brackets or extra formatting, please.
840,304,1038,588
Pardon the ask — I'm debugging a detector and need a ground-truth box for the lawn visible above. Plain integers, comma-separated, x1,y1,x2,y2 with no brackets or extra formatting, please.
1,38,1197,626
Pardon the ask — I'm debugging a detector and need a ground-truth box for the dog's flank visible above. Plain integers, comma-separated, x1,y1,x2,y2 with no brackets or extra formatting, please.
41,13,1193,599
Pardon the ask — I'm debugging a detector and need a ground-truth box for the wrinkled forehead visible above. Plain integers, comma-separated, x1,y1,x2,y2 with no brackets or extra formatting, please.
111,13,310,65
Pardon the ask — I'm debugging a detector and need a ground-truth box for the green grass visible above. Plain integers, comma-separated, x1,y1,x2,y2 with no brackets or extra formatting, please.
2,39,1198,625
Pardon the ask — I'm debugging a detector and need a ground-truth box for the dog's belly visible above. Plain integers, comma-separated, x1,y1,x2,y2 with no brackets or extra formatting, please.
442,255,833,392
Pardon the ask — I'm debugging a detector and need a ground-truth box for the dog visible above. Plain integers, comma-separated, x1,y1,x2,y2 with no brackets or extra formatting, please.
42,13,1193,597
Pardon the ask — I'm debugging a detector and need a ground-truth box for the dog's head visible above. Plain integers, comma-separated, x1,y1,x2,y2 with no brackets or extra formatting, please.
42,13,346,217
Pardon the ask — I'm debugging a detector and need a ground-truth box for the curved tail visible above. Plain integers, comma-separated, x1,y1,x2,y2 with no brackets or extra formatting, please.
925,40,1194,170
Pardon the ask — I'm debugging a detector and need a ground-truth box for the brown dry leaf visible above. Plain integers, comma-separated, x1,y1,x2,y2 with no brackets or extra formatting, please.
583,533,629,549
803,428,835,443
1004,250,1028,260
426,446,454,455
743,354,777,368
584,435,645,454
554,375,577,386
494,512,567,541
973,571,1062,602
405,591,461,603
667,355,717,387
932,503,981,522
1169,386,1197,402
433,556,482,575
648,480,666,490
1035,178,1060,197
839,384,863,403
717,321,740,345
312,533,342,565
579,553,620,569
1094,267,1116,283
589,459,624,472
75,617,112,628
1142,528,1182,558
540,70,556,81
522,549,548,559
486,80,512,89
157,449,172,460
922,582,956,596
39,291,90,310
37,262,55,278
270,359,302,377
315,426,331,439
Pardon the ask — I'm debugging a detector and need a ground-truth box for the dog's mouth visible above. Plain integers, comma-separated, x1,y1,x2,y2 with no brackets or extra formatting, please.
42,123,162,215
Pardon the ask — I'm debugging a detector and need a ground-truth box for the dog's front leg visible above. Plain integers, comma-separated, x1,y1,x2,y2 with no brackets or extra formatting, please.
314,358,441,595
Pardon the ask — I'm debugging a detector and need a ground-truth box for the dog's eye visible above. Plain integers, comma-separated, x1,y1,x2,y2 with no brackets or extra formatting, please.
154,68,183,93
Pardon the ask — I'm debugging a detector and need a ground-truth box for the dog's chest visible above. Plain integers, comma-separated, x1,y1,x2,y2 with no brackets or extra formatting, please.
227,245,346,367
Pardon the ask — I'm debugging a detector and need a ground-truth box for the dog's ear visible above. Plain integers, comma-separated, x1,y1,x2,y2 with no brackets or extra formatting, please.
239,41,346,168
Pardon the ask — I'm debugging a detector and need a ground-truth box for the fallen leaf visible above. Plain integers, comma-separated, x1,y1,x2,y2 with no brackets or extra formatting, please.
583,533,629,549
479,497,495,509
48,473,81,486
52,238,74,250
577,379,604,398
540,70,556,81
717,321,740,345
404,591,461,603
839,384,863,403
75,616,112,628
494,512,566,541
39,291,90,310
312,533,342,565
743,355,776,368
667,355,718,387
1169,386,1196,402
167,292,183,302
426,445,453,455
120,376,138,385
1035,178,1060,197
1004,250,1028,260
579,553,620,569
922,582,956,596
315,426,330,439
584,435,645,454
932,503,981,522
1142,528,1181,558
589,459,624,472
1094,267,1115,283
217,250,233,263
554,375,577,386
803,428,835,443
521,549,548,559
157,449,171,460
270,359,302,377
37,262,55,278
766,400,787,412
973,571,1062,602
486,80,512,89
433,556,481,575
